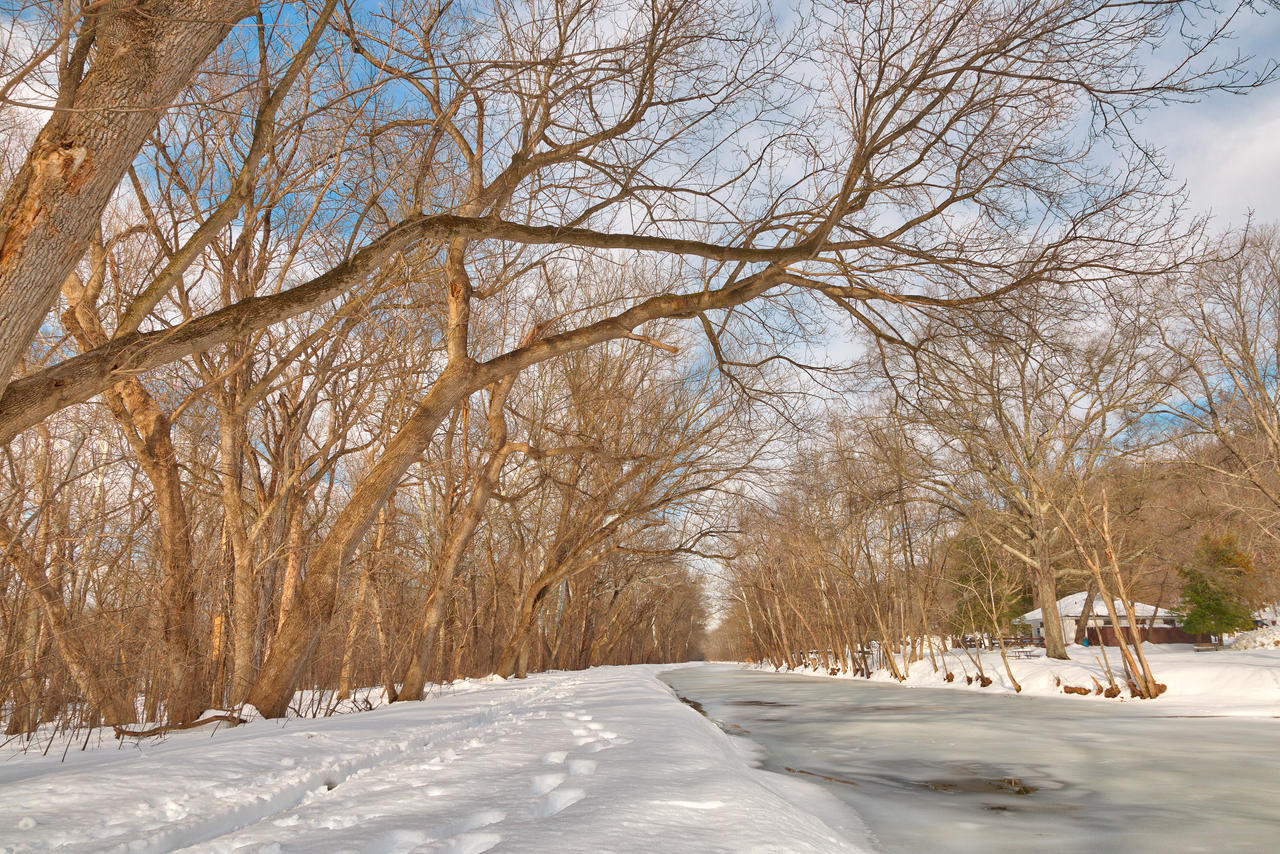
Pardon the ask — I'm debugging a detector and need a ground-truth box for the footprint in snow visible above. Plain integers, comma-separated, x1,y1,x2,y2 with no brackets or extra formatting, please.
530,772,566,795
657,800,726,810
541,751,567,765
567,759,596,777
436,831,502,854
534,787,585,817
320,814,361,830
459,809,505,831
375,828,429,849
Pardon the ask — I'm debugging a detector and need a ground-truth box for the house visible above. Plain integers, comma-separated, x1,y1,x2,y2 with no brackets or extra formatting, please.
1016,591,1207,646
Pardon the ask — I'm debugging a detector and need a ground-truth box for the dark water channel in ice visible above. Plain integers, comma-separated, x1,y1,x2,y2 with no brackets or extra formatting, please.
661,666,1280,853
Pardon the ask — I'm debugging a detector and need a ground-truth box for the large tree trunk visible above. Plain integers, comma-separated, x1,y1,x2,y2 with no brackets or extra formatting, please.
1073,576,1100,644
399,379,515,702
275,492,307,635
1028,511,1069,660
495,585,553,678
61,286,207,722
218,406,258,704
1032,563,1069,660
137,408,208,723
5,598,44,735
0,1,251,396
247,363,479,717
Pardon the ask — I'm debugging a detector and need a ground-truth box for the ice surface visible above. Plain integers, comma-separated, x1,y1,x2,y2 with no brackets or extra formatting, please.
663,665,1280,854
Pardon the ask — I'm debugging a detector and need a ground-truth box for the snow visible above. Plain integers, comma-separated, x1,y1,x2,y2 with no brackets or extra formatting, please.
1252,603,1280,624
5,653,1279,852
0,666,868,854
1229,624,1280,650
770,643,1280,717
1017,591,1175,622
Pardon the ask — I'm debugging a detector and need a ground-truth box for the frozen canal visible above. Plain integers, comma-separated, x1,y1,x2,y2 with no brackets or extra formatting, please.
661,666,1280,853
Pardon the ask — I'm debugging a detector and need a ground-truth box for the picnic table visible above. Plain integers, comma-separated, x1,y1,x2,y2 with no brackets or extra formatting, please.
1008,649,1041,660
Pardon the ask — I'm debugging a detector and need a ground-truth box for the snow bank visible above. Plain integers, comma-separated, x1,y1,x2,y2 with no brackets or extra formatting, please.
1229,624,1280,649
0,666,867,853
764,643,1280,717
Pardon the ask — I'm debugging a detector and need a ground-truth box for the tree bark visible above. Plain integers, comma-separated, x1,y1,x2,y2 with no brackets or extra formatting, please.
1032,513,1070,660
1032,562,1069,660
1073,576,1100,644
398,381,514,702
0,1,252,396
61,276,207,722
218,405,258,704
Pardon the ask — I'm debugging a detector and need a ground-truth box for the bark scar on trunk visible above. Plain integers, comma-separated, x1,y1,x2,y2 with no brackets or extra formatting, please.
0,143,93,260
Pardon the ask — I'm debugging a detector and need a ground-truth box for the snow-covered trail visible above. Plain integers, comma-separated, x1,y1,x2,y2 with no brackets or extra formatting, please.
1,666,869,853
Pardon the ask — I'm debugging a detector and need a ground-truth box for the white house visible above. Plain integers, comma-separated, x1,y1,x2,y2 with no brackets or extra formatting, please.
1016,591,1181,643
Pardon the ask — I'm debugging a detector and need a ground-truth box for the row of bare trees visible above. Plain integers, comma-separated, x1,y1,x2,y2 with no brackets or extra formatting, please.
1,0,1273,728
1,324,744,733
717,231,1280,698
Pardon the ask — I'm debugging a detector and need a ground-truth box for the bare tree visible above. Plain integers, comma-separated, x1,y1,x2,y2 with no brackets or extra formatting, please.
1,0,1272,724
877,284,1176,659
1168,228,1280,536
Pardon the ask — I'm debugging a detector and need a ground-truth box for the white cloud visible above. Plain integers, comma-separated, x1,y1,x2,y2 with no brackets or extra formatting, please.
1140,13,1280,227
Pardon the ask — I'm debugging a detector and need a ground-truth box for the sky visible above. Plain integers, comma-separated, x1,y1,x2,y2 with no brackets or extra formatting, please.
1137,7,1280,226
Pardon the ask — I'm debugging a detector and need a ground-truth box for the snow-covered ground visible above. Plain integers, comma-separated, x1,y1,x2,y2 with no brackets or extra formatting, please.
0,666,870,854
772,642,1280,717
4,648,1278,852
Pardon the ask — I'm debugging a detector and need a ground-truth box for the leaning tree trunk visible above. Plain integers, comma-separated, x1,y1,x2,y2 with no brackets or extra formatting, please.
399,377,516,702
61,295,207,722
247,363,479,718
1073,576,1100,644
0,1,251,396
495,586,553,679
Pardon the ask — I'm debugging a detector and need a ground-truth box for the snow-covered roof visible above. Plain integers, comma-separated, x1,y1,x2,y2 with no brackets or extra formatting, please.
1017,591,1175,623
